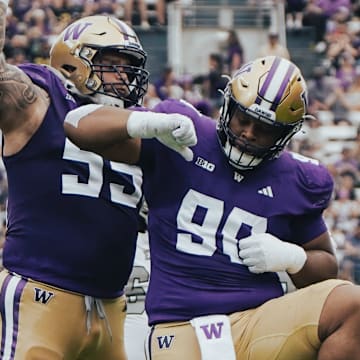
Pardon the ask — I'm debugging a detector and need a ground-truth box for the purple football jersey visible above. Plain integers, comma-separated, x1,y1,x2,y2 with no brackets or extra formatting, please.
139,99,333,325
2,64,143,297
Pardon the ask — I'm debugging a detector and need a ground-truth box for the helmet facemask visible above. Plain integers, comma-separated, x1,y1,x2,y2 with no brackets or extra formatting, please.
87,47,149,107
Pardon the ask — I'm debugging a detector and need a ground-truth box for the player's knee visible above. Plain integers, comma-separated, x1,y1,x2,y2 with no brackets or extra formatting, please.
319,283,360,341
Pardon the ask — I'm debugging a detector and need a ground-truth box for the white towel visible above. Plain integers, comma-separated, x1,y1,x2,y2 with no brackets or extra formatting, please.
190,314,236,360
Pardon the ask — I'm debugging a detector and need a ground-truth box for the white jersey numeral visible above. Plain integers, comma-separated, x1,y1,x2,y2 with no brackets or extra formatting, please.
176,189,267,263
61,139,142,207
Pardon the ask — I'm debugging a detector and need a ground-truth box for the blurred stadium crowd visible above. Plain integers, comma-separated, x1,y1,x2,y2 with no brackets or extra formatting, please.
1,0,360,285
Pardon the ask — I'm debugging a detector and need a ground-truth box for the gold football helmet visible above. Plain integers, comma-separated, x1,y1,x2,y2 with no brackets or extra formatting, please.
217,56,308,170
50,15,149,107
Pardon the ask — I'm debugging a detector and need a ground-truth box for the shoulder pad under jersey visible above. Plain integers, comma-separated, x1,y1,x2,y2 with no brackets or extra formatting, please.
288,151,334,210
153,99,206,120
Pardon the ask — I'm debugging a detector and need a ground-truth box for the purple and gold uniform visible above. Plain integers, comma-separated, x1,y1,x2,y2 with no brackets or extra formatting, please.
0,65,142,359
140,99,345,359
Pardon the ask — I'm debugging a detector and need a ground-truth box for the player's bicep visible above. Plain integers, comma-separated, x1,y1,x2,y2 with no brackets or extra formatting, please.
302,231,336,255
0,64,37,129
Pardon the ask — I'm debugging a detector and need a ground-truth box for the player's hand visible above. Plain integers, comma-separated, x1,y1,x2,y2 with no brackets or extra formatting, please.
127,112,197,161
238,233,307,274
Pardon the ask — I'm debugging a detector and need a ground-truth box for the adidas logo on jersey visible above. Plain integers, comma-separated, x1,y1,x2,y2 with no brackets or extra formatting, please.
257,186,274,198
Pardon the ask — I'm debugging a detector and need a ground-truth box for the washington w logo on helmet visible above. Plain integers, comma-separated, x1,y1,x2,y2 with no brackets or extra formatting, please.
63,22,92,41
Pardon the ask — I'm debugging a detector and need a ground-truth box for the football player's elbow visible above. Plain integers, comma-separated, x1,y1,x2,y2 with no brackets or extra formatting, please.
64,123,93,150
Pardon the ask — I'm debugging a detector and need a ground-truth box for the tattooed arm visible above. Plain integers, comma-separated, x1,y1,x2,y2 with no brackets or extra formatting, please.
0,0,49,155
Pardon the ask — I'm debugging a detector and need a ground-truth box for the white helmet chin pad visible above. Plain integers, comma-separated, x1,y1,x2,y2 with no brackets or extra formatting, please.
224,141,263,170
92,93,125,107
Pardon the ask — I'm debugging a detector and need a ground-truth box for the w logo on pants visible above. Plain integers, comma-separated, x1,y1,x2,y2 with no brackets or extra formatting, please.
200,322,224,339
191,315,236,359
34,288,54,304
157,335,175,349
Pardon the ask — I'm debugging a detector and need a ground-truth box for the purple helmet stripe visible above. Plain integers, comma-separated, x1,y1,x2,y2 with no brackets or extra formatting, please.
255,57,281,104
270,62,296,112
0,274,27,360
254,96,261,105
113,18,131,40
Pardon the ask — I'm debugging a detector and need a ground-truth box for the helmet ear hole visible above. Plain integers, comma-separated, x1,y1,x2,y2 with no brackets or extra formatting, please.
62,65,76,74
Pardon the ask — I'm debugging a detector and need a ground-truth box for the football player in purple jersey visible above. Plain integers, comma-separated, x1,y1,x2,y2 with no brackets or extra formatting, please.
0,1,196,358
64,55,360,360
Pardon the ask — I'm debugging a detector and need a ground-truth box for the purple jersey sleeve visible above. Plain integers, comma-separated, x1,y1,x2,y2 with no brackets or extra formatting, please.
138,99,334,325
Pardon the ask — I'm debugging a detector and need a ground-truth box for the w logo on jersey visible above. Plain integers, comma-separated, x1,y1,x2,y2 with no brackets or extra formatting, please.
233,172,244,183
63,22,92,41
200,322,224,339
157,335,175,349
34,288,55,304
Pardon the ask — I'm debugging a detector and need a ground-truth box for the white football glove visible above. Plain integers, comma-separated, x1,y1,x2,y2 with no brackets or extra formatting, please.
238,233,307,274
127,111,197,161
